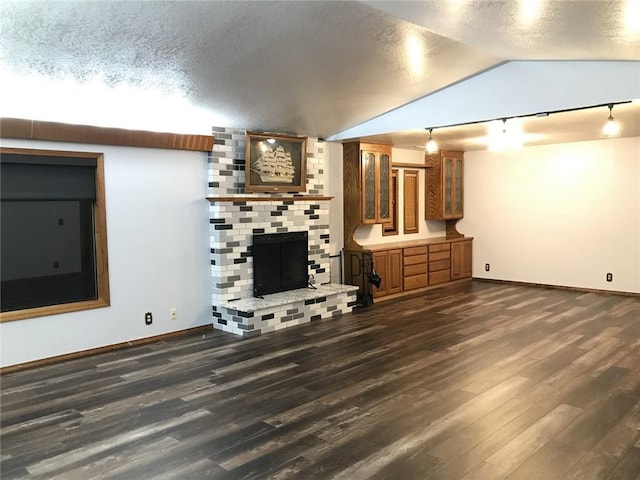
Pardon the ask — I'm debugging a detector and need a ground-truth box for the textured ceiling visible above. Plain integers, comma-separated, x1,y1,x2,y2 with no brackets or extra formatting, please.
1,0,639,149
364,0,640,60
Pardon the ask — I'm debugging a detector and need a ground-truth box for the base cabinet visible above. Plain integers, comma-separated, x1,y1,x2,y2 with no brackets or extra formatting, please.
403,246,428,291
372,249,402,298
451,239,473,280
346,237,473,302
428,243,451,285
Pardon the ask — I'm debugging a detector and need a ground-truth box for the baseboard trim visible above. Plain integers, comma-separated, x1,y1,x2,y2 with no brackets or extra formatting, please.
0,324,214,374
474,278,640,297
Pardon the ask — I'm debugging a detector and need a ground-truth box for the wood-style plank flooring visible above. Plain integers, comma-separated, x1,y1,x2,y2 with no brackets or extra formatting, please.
2,280,640,479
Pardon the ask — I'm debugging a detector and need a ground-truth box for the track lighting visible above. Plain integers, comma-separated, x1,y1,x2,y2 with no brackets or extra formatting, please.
602,104,621,138
425,128,438,154
422,100,629,152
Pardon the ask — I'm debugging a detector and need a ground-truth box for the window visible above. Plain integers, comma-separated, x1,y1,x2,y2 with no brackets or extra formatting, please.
0,148,109,321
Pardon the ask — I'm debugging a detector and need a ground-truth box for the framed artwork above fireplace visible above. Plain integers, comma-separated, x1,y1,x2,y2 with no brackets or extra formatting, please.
245,132,307,193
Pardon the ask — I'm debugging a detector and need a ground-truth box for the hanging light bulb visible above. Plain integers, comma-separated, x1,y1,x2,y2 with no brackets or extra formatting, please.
425,128,438,154
602,104,621,138
487,119,507,151
487,118,524,151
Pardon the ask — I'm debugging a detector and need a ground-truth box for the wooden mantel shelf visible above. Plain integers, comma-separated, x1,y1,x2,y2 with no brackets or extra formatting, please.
207,196,333,203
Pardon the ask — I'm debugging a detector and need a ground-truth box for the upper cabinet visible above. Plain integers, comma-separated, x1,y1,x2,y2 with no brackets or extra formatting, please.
425,150,464,220
343,142,392,249
359,143,392,224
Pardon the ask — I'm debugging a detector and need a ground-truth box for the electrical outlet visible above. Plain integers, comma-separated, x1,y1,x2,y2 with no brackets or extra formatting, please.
145,312,153,325
485,263,490,272
606,273,613,282
170,308,177,320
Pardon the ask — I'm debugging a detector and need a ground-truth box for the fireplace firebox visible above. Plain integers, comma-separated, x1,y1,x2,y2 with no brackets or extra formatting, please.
253,231,308,297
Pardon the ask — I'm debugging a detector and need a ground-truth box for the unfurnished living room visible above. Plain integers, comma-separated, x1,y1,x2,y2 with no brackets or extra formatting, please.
0,1,639,479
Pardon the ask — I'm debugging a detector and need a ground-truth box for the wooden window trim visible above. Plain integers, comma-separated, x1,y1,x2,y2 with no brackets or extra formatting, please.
0,147,110,322
0,118,213,152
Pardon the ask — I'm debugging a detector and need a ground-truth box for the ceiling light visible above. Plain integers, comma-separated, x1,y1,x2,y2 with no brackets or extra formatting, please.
602,104,621,138
487,118,524,151
406,33,425,77
519,0,544,27
425,128,438,154
487,119,507,152
625,0,640,34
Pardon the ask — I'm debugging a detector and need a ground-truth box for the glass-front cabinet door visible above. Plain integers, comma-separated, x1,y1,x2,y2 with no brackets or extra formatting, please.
360,145,392,225
378,152,391,222
443,157,453,217
440,152,464,219
361,151,377,223
426,150,464,221
454,157,464,217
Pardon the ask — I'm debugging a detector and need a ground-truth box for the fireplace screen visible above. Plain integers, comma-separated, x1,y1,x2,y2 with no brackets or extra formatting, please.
253,231,308,297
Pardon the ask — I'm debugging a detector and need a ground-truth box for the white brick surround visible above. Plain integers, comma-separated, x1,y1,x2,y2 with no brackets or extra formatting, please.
208,127,356,336
209,199,331,303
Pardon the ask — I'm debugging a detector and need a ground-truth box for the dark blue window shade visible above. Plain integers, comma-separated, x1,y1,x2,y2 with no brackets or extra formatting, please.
1,153,97,201
0,151,100,312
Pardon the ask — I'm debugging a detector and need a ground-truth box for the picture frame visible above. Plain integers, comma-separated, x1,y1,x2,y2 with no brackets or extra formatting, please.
245,131,307,193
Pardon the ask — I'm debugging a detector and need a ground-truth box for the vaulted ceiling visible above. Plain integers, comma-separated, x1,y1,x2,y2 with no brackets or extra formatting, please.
1,1,639,150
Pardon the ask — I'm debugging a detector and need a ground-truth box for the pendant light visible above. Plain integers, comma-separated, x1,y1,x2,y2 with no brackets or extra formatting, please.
425,128,438,154
602,104,621,138
487,119,507,151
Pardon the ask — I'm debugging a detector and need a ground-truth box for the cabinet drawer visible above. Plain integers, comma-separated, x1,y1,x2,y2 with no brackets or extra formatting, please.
404,253,427,266
404,263,427,277
404,246,427,257
429,258,450,272
429,250,450,262
429,270,450,285
429,243,450,253
404,274,427,291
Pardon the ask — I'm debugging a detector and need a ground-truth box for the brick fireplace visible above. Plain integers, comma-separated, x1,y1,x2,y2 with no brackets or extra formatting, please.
208,127,357,336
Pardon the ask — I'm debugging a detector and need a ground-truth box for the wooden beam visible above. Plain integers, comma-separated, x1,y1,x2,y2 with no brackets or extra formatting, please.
0,118,214,152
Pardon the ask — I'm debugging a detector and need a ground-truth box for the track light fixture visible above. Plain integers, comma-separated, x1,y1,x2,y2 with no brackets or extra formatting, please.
422,100,630,151
602,104,621,138
486,118,524,151
425,128,438,154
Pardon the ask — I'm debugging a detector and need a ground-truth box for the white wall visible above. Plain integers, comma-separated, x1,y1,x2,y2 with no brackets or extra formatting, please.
459,136,640,293
1,139,211,367
5,134,636,366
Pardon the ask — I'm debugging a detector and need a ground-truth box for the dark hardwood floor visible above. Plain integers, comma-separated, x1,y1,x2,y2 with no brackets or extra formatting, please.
2,280,639,479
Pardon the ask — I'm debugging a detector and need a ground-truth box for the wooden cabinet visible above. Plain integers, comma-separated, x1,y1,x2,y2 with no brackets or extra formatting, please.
372,249,402,298
403,170,419,234
428,242,451,285
361,144,392,224
426,150,464,220
343,142,392,249
451,239,473,280
344,238,472,303
383,169,399,235
403,245,427,291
